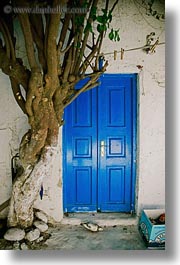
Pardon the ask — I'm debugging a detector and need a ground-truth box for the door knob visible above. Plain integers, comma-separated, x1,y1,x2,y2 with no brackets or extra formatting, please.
100,140,105,157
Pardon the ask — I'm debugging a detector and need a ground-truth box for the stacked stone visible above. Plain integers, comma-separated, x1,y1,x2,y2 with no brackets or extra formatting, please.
4,211,49,250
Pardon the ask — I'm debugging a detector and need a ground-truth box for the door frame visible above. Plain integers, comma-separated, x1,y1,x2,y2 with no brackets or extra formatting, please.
62,73,138,213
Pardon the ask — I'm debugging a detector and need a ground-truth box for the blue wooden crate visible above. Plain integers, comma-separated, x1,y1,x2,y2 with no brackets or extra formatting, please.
139,209,165,248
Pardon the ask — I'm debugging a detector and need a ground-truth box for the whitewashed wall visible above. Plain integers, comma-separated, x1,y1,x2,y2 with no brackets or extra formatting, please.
104,0,165,213
0,73,29,218
0,72,63,221
0,0,165,220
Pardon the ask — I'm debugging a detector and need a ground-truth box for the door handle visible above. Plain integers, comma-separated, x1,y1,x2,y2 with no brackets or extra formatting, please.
100,140,105,157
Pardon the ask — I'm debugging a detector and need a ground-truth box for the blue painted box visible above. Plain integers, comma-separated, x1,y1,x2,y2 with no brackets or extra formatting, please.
139,209,165,248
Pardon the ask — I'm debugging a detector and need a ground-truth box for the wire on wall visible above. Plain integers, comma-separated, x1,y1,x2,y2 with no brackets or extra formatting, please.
101,41,165,60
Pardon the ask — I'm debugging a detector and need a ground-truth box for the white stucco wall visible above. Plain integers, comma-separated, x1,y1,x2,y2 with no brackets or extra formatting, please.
103,0,165,213
0,72,63,222
0,73,29,218
0,0,165,220
33,129,63,223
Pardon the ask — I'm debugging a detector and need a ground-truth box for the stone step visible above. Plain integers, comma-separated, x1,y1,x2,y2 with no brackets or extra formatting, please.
61,213,138,226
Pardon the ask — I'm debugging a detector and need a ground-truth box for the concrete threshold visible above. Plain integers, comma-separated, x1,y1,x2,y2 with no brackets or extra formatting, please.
61,212,138,226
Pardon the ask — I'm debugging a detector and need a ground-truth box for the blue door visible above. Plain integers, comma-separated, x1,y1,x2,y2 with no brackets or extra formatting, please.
63,74,137,212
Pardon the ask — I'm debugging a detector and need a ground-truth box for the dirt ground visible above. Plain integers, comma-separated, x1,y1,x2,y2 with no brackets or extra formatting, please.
40,224,147,250
0,224,147,250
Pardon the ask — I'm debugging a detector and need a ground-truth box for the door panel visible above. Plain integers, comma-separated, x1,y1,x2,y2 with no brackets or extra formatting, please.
72,92,92,127
74,167,92,204
107,88,125,127
63,88,97,212
107,166,125,202
97,76,133,212
63,74,137,213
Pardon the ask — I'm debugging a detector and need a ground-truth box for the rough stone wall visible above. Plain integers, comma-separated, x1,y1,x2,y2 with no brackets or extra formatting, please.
0,0,165,220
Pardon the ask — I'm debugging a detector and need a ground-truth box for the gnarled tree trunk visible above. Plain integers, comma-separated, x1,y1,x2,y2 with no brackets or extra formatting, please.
8,91,62,228
0,0,117,229
8,145,60,228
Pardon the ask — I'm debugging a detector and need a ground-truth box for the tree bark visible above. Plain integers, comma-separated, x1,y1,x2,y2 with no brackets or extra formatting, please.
7,87,62,228
0,0,117,229
8,141,60,228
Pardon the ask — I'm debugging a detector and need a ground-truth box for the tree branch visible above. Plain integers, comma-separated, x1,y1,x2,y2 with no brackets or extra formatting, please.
74,0,99,75
0,21,10,59
63,61,108,108
46,0,61,79
58,14,71,50
10,77,27,114
44,14,50,61
62,48,73,82
60,37,74,54
0,44,29,91
95,0,109,70
0,18,16,61
79,36,100,74
110,0,119,14
16,0,39,70
29,14,46,72
25,71,43,118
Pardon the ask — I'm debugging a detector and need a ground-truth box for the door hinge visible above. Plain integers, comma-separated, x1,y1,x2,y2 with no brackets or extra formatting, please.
131,204,135,216
130,209,134,216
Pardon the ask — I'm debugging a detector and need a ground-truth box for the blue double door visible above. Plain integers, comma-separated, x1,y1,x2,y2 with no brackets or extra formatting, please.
63,74,137,213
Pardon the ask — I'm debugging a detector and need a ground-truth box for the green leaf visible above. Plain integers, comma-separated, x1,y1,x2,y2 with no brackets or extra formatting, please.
114,29,120,42
84,21,93,33
75,41,81,49
75,15,84,27
117,35,120,41
101,8,107,15
97,23,107,33
90,6,97,21
108,11,112,23
114,30,118,41
97,15,105,23
82,0,88,8
97,24,102,33
108,29,114,40
108,28,120,42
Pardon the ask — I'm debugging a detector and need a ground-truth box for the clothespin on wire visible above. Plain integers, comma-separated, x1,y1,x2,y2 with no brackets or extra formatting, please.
120,48,124,60
149,38,159,54
114,50,117,60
